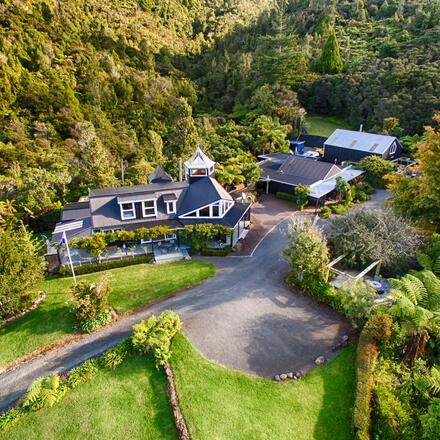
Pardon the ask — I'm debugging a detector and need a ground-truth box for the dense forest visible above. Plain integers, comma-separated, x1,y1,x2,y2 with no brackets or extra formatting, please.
0,0,439,230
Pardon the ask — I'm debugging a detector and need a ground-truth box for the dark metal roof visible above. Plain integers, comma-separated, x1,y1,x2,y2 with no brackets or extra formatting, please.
179,203,250,228
60,202,91,222
259,155,341,186
89,181,188,198
163,193,178,202
178,177,233,215
148,164,174,184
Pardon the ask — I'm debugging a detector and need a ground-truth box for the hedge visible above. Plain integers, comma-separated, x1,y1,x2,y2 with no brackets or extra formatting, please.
276,192,296,203
57,254,154,277
200,246,232,256
353,322,378,440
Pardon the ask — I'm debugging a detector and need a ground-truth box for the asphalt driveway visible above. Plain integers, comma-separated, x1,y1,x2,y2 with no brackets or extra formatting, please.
0,215,350,411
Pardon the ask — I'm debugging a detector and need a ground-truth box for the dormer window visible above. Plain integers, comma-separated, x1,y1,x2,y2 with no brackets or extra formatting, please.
166,201,176,214
120,202,135,220
142,200,157,218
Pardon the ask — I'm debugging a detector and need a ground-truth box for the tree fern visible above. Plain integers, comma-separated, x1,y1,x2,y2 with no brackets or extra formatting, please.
415,366,440,397
417,252,433,271
21,377,44,409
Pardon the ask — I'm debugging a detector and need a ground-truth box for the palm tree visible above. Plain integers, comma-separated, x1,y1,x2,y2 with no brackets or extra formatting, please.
389,272,440,365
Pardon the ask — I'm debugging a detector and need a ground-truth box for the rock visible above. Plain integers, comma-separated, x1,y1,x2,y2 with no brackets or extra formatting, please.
287,372,294,379
280,374,287,381
342,335,349,342
274,375,281,381
295,370,304,378
315,356,325,366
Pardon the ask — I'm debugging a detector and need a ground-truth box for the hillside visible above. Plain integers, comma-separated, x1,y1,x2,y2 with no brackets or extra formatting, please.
0,0,439,230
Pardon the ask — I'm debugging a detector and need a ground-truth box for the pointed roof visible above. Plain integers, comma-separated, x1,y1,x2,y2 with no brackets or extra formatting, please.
148,164,173,184
184,147,215,169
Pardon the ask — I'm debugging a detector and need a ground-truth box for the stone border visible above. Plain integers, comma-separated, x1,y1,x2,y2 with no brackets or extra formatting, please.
0,291,46,330
164,362,190,440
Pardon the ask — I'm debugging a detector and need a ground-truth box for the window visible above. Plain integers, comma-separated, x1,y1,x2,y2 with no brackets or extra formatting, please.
390,142,397,155
166,201,176,214
120,202,135,220
212,203,220,217
142,200,156,218
199,206,210,217
190,168,207,176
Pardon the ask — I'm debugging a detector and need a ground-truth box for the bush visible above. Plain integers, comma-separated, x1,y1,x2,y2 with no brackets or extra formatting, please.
353,325,378,440
0,227,46,319
330,202,352,215
0,408,23,432
21,374,67,411
57,254,154,277
66,359,100,389
99,339,132,369
201,246,232,256
365,314,393,342
276,191,296,203
358,156,395,189
338,280,376,325
420,398,440,439
319,206,331,219
70,274,112,333
356,180,375,196
132,310,182,367
354,189,368,203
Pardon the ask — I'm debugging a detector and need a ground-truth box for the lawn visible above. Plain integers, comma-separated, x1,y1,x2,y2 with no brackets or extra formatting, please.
0,261,215,367
0,355,177,440
307,115,351,137
171,334,356,440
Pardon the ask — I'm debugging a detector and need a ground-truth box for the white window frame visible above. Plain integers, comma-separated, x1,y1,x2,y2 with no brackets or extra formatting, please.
164,233,177,240
142,199,157,218
166,200,177,214
120,202,136,220
190,168,207,176
179,200,233,219
389,142,397,155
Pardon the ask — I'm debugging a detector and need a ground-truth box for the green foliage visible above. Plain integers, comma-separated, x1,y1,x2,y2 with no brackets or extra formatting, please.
294,184,310,210
328,209,422,275
215,153,260,186
66,359,100,389
276,191,296,203
99,339,132,369
338,280,376,324
0,225,45,319
358,155,395,189
250,116,290,155
353,323,378,440
0,408,23,432
132,310,182,367
329,202,352,215
58,254,154,276
364,314,393,342
201,246,232,256
69,274,112,332
315,28,344,74
420,398,440,440
178,224,232,252
72,233,108,262
21,375,67,411
283,217,330,285
319,206,331,218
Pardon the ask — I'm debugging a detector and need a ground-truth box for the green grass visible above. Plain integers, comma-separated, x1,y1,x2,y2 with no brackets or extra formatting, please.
0,355,177,440
0,261,215,367
307,115,351,137
171,334,356,440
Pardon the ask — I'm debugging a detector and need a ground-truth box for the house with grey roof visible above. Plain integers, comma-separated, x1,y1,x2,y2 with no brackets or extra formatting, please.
52,148,251,263
323,129,402,164
258,153,363,205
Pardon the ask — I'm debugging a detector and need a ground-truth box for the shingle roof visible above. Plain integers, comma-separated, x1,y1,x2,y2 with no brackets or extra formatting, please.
148,164,173,184
184,147,215,169
89,181,188,198
325,129,396,154
178,177,232,215
179,203,250,228
259,155,341,186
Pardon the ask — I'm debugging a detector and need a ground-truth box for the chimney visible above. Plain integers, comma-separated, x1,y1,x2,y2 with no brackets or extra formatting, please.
359,124,363,132
179,157,183,182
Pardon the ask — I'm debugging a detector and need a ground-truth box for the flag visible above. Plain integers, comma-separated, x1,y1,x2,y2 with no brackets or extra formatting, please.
58,236,66,251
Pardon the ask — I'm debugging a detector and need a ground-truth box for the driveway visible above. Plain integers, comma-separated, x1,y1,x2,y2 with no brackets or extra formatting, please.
0,215,350,412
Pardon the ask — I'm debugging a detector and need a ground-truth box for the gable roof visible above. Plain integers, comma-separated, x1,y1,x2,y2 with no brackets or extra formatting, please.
184,147,215,169
178,177,232,215
89,181,188,198
148,164,173,184
325,129,396,154
259,155,341,186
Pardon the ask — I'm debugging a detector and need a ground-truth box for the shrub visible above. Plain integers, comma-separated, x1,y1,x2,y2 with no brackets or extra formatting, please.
201,246,232,256
70,274,112,332
66,359,100,389
420,398,440,439
0,227,46,319
99,339,132,369
330,202,351,215
353,325,378,440
319,206,331,219
356,180,375,196
338,280,376,325
276,191,296,203
57,254,153,277
354,189,368,203
328,209,423,275
294,184,310,210
21,374,67,411
358,156,395,189
365,314,393,342
132,310,182,367
283,217,330,284
0,408,23,432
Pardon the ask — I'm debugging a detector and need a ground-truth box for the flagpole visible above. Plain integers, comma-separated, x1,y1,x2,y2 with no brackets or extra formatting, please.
63,231,77,286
